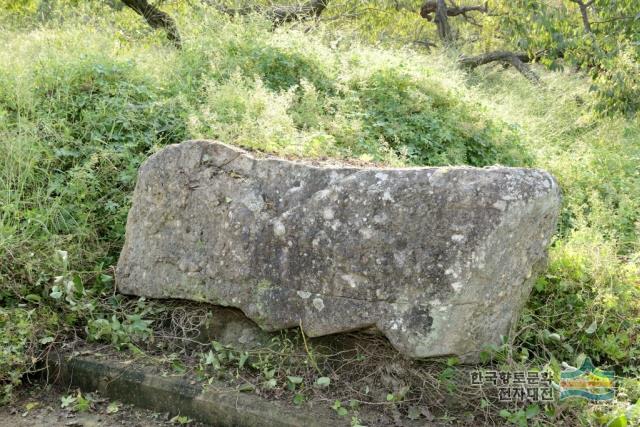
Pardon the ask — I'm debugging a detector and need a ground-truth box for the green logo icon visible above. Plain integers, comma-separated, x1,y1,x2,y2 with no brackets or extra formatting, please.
560,357,614,401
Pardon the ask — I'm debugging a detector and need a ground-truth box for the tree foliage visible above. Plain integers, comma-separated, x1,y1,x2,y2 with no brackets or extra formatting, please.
278,0,638,115
198,0,639,115
486,0,639,114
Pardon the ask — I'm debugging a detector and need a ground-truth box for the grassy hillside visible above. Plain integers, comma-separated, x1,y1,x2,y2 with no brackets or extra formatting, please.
0,3,638,425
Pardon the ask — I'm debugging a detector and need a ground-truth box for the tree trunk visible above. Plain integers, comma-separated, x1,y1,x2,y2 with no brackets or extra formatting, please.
434,0,453,42
121,0,181,48
570,0,593,33
578,4,592,33
420,1,487,20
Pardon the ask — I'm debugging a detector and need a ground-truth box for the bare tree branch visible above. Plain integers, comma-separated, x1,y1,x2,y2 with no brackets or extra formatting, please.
420,0,487,21
121,0,181,47
591,15,637,24
459,51,532,67
420,0,487,41
413,39,438,49
458,51,540,83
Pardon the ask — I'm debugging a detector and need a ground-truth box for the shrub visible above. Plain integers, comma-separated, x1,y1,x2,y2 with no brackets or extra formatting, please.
591,46,640,118
350,69,530,166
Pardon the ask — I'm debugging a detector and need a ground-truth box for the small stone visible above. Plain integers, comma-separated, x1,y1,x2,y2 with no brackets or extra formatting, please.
321,208,334,220
312,298,325,311
492,200,507,211
273,221,286,238
297,291,311,299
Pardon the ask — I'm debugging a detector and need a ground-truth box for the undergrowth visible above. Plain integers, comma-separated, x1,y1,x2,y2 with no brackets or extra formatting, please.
0,3,638,425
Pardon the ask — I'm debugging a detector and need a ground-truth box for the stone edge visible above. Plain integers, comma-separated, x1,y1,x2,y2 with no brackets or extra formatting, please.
46,353,336,427
175,140,558,177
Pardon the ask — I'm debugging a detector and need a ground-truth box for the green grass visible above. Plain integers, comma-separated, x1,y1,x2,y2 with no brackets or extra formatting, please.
467,67,640,364
0,3,638,424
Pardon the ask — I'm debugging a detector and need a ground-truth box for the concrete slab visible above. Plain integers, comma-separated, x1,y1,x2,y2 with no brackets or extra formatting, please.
48,353,337,427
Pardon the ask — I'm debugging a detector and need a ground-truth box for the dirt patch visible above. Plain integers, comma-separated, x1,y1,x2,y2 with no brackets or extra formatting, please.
0,382,207,427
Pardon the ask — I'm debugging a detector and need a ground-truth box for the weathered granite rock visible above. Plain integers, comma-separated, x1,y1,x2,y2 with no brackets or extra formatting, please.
117,140,561,361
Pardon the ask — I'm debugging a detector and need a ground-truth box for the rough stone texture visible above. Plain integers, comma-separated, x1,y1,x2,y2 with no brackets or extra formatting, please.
117,140,561,361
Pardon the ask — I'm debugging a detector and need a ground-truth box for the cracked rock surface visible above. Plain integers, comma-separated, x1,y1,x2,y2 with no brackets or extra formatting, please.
116,140,561,361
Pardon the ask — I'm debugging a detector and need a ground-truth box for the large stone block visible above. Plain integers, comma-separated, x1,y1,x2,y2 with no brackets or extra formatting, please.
116,140,561,361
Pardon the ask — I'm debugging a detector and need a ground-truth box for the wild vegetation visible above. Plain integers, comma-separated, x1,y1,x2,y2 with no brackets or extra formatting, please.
0,1,638,425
